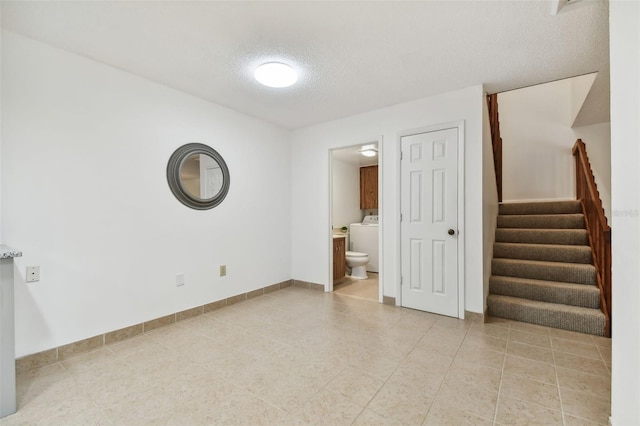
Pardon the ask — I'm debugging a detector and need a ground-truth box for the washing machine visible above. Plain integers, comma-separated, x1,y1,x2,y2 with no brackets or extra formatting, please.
349,215,379,272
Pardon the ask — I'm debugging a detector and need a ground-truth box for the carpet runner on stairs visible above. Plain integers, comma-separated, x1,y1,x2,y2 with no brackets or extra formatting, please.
487,200,607,336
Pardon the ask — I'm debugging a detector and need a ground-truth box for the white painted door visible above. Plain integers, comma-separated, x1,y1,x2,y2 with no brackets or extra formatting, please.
199,154,223,199
400,127,459,317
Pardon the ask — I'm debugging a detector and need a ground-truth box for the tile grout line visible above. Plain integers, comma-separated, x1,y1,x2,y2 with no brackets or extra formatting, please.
498,325,571,425
359,315,468,423
214,289,369,423
423,318,487,424
594,339,612,376
56,354,122,425
550,337,569,426
60,360,117,426
358,321,436,422
309,291,395,423
313,364,368,426
13,292,610,425
188,290,310,423
493,325,512,426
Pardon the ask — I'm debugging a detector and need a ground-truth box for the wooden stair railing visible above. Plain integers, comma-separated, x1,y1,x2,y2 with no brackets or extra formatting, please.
487,94,503,202
572,139,612,337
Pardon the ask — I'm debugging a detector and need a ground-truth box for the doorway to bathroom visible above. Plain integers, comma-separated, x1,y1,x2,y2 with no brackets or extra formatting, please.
328,141,383,303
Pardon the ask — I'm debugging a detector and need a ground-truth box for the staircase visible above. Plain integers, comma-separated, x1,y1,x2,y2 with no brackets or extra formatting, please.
487,200,607,336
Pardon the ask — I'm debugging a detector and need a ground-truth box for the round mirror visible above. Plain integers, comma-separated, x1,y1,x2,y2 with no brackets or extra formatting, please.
167,143,230,210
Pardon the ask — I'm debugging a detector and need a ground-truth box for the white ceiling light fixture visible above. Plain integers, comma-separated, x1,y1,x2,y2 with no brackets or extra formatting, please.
254,62,298,88
359,144,378,157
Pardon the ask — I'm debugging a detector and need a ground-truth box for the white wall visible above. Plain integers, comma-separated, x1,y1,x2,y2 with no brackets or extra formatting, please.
499,79,578,202
499,77,611,221
0,13,3,242
291,86,487,314
331,158,361,230
482,91,499,311
1,31,291,357
609,1,640,424
570,73,597,126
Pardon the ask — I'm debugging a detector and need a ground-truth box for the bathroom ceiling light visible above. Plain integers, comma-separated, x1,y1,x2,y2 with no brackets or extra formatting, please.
359,144,378,157
254,62,298,88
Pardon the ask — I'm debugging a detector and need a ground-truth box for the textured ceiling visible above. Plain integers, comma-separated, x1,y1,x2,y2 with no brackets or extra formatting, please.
1,1,610,129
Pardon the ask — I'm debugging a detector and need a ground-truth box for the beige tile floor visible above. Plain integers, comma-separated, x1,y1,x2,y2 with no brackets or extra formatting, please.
333,273,379,301
1,286,611,425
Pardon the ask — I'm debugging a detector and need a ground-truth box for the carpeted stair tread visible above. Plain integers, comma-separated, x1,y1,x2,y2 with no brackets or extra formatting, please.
487,294,606,336
492,258,596,285
499,201,582,215
493,242,592,264
491,200,604,335
498,214,585,229
495,228,589,245
489,275,600,308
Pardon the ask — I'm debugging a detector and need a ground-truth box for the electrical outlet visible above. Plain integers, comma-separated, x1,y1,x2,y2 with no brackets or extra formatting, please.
26,266,40,282
176,273,185,287
219,265,226,277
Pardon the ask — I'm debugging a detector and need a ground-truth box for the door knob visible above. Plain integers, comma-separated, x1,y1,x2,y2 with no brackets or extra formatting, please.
448,229,456,236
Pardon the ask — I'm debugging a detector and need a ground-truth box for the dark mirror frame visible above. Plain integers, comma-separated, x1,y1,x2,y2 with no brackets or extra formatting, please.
167,143,230,210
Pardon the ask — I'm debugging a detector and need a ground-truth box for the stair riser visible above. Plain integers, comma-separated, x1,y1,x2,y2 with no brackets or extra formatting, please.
489,279,600,309
498,214,585,229
495,229,589,246
499,201,582,215
487,298,605,336
493,243,592,264
492,260,596,285
492,201,605,336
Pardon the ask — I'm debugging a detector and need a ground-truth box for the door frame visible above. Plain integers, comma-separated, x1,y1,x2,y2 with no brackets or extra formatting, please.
397,121,466,318
327,137,384,304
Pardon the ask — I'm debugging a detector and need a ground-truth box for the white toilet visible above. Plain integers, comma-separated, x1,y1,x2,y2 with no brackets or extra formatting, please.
345,251,369,279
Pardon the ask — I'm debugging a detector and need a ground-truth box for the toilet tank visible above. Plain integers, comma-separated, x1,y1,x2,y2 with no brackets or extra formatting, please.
349,223,379,272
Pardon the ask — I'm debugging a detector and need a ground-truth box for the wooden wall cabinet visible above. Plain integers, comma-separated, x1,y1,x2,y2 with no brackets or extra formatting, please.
333,237,346,282
360,165,378,209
